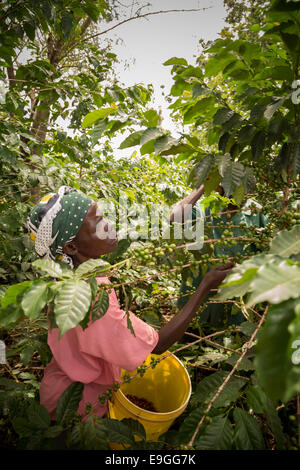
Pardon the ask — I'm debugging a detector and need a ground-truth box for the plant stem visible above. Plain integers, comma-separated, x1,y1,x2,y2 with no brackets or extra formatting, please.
187,304,269,449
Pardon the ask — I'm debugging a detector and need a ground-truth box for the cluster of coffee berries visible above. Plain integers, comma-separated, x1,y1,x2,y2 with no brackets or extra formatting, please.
130,243,177,266
136,363,147,377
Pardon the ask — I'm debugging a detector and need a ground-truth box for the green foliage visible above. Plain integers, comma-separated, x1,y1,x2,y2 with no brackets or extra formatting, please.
81,416,108,450
56,382,84,427
54,280,91,335
191,371,246,408
21,281,49,321
196,416,234,450
270,224,300,257
74,259,111,278
233,408,266,450
0,258,115,335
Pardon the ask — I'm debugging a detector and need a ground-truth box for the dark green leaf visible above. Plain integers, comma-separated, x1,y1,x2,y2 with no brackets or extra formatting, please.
250,104,266,123
239,321,257,337
218,132,230,153
230,69,250,80
213,108,234,126
120,418,146,441
251,131,265,160
104,418,134,445
216,153,231,177
222,113,242,132
258,388,286,449
82,1,101,21
192,371,246,408
0,303,23,328
12,417,36,438
264,98,286,121
246,386,265,414
196,416,233,450
44,425,64,439
61,12,73,38
204,168,222,195
178,407,204,444
225,353,254,371
222,161,245,196
20,345,35,366
23,21,36,41
233,408,265,450
56,382,84,426
280,31,300,53
69,423,83,448
193,155,214,188
27,401,51,429
82,416,108,450
91,121,107,143
257,66,294,81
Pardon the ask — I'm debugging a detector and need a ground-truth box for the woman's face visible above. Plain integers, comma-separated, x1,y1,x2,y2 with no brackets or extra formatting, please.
72,202,118,259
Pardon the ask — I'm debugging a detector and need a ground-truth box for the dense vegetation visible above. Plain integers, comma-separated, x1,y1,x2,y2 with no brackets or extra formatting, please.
0,0,300,450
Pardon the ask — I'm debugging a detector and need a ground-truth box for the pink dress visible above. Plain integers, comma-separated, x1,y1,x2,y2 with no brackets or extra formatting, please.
39,276,159,420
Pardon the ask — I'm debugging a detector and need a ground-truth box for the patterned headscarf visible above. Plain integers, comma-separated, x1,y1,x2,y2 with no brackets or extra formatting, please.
27,186,93,268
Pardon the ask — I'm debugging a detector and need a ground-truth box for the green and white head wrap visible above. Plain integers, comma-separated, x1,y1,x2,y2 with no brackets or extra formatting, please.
27,186,93,268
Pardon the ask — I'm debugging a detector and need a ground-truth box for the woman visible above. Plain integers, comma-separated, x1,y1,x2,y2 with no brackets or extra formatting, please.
28,186,232,420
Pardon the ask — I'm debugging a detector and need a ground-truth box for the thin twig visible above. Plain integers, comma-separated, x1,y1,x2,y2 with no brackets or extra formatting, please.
85,7,213,41
108,254,251,291
184,330,242,355
5,360,20,383
187,304,269,448
188,362,250,382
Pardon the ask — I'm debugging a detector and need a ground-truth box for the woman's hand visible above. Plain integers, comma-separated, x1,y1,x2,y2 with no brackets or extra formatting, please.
152,261,233,355
202,262,234,290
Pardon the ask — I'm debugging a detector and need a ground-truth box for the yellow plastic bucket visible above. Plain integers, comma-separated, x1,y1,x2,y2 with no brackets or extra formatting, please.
108,352,191,444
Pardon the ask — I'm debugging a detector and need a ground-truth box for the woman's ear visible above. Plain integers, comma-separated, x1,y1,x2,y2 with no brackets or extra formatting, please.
63,241,78,256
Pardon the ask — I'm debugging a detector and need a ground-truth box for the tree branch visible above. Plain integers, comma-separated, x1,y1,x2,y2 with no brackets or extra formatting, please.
6,66,15,88
85,7,213,41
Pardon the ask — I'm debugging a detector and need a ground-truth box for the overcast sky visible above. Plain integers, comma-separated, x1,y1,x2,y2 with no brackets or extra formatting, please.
104,0,226,136
51,1,227,153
